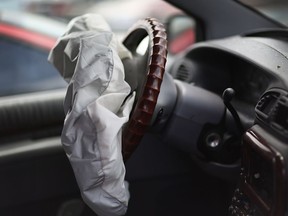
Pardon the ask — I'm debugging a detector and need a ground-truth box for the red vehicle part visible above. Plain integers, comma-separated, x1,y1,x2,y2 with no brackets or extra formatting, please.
0,23,56,50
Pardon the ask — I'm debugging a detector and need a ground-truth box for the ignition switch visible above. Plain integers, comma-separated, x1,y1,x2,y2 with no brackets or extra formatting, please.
205,132,222,149
198,126,241,164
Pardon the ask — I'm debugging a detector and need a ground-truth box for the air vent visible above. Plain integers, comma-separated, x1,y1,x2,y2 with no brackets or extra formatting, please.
173,59,195,83
271,97,288,133
176,63,190,81
255,89,288,138
256,92,280,118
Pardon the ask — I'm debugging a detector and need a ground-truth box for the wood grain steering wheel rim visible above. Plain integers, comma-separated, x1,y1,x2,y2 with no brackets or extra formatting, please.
122,18,168,161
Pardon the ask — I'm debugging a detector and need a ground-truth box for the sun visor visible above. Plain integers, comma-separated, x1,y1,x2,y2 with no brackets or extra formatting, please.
48,14,134,216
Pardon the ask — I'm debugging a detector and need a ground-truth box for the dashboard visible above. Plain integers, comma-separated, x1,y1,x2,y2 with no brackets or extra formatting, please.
168,33,288,126
166,30,288,215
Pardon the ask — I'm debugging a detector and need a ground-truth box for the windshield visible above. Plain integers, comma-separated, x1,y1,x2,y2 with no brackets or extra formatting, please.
238,0,288,26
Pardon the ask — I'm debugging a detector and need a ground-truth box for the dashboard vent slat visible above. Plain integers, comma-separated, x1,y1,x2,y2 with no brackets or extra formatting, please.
172,59,195,83
176,64,190,81
256,93,279,117
272,98,288,132
255,89,288,138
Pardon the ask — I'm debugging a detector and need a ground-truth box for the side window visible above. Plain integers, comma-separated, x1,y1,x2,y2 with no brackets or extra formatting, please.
0,37,66,96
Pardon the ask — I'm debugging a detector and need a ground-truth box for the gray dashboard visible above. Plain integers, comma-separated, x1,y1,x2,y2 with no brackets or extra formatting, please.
169,31,288,123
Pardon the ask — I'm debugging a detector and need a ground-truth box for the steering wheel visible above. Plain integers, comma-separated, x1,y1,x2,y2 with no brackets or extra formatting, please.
122,18,168,161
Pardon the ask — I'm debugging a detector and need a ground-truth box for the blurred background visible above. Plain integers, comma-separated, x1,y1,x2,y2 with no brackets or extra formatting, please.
0,0,184,97
0,0,182,37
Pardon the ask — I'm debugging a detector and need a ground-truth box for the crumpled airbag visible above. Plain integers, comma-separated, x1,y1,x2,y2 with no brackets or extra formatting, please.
48,14,134,216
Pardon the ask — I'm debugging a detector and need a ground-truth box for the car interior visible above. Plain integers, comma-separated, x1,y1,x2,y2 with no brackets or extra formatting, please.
1,0,288,215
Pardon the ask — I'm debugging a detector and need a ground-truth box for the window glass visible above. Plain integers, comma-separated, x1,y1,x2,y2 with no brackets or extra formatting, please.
0,37,66,96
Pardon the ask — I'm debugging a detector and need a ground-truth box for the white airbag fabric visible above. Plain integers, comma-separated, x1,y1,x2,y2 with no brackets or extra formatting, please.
48,14,134,216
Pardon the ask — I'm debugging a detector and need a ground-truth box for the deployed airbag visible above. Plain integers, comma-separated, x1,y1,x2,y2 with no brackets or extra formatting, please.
48,14,134,216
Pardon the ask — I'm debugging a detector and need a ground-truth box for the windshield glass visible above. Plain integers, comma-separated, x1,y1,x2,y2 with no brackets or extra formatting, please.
238,0,288,26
